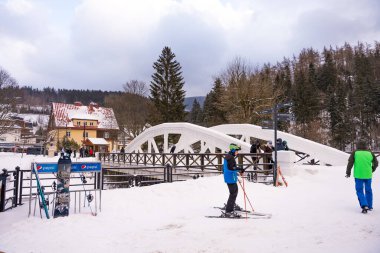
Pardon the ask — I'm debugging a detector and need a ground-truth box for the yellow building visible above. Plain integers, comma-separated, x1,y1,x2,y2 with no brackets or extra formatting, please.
47,102,119,153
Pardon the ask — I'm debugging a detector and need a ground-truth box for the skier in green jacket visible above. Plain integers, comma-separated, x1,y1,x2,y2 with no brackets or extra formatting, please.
346,140,378,213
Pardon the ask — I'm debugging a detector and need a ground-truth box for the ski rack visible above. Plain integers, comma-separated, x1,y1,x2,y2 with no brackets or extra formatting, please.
28,162,102,218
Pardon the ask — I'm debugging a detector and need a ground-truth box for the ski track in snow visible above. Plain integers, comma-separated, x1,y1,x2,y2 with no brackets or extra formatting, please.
0,153,380,252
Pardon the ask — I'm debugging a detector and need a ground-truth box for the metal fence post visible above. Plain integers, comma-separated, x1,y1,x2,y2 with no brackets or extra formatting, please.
18,170,24,206
164,164,168,182
13,166,20,207
101,169,104,190
0,169,10,212
168,164,173,182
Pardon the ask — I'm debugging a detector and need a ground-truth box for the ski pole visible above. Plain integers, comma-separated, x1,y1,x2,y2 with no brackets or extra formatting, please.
242,175,247,219
238,178,255,213
80,173,96,216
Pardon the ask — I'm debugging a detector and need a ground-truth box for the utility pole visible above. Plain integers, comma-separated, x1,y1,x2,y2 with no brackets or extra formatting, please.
83,122,86,145
273,103,278,186
272,102,293,186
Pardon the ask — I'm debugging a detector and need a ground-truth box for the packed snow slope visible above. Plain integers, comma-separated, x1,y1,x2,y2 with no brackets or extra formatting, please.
0,153,380,253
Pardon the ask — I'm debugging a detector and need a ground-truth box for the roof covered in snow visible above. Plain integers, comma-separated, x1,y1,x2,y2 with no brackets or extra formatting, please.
51,102,119,130
87,138,109,145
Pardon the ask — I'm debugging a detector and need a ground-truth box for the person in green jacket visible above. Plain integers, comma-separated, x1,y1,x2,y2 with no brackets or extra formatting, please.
346,140,378,213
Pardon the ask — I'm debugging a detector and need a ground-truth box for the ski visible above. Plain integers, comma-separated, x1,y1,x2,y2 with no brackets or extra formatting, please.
213,206,272,217
32,164,50,219
205,214,271,219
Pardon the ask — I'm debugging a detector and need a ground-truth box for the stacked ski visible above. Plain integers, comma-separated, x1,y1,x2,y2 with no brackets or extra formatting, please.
32,164,50,219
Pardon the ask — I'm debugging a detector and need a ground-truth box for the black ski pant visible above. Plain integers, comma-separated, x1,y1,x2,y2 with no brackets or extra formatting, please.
226,183,238,213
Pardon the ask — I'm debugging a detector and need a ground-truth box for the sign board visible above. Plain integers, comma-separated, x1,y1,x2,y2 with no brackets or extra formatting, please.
72,162,102,172
277,113,295,121
34,162,102,173
35,163,58,173
261,120,274,129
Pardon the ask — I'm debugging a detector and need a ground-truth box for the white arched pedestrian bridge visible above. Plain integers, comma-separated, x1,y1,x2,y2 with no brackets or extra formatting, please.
125,122,349,166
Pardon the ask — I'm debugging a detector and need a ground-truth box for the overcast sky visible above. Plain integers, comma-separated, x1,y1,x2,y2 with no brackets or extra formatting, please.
0,0,379,96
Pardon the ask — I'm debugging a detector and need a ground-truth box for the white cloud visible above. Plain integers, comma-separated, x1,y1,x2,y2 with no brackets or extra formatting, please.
4,0,33,15
0,0,379,96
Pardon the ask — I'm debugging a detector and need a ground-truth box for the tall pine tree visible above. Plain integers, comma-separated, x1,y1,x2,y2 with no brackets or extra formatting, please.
188,99,203,125
202,78,227,126
150,46,186,123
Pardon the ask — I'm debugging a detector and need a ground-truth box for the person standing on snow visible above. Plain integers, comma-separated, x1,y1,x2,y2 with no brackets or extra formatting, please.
250,139,261,163
223,143,245,217
262,140,274,173
346,140,378,213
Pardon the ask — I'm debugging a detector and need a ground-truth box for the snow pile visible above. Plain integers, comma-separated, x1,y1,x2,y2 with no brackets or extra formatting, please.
0,154,380,253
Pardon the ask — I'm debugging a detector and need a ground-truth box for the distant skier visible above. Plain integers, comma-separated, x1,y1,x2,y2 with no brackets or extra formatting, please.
346,140,378,213
223,143,245,217
170,145,176,153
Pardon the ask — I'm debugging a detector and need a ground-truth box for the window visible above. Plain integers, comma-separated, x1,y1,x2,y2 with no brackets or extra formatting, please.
66,131,71,137
90,122,94,126
77,121,81,126
83,132,88,138
84,122,88,126
104,132,109,138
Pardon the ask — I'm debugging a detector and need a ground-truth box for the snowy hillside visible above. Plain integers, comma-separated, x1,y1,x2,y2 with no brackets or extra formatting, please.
0,153,380,253
17,113,50,134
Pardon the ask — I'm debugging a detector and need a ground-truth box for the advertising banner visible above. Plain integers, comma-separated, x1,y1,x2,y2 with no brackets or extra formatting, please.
34,162,101,173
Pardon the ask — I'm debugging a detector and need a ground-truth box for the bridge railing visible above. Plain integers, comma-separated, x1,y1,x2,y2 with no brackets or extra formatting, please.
99,152,275,185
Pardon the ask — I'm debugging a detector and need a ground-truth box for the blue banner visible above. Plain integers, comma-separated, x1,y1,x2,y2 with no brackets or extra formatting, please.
35,163,58,173
34,162,101,173
71,162,102,172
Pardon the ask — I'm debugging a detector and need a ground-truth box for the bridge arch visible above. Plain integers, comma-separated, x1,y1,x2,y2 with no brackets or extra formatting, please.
211,124,349,166
124,123,250,154
125,122,349,166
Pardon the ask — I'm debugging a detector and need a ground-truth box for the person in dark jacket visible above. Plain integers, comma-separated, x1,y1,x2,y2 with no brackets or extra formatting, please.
250,139,261,163
223,143,245,217
346,140,378,213
262,141,274,172
276,138,285,150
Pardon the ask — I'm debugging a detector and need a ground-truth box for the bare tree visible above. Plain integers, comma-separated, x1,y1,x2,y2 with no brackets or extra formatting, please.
218,57,279,124
105,92,151,142
123,80,148,97
0,67,19,136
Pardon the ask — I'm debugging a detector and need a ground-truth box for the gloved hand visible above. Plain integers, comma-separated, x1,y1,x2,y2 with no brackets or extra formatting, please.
239,167,245,174
345,174,350,178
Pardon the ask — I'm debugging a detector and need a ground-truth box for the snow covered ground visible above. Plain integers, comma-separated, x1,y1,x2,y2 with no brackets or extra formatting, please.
0,152,380,253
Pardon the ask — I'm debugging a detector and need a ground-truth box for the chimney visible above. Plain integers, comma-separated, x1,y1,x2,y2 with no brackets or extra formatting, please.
89,102,99,109
74,101,82,106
